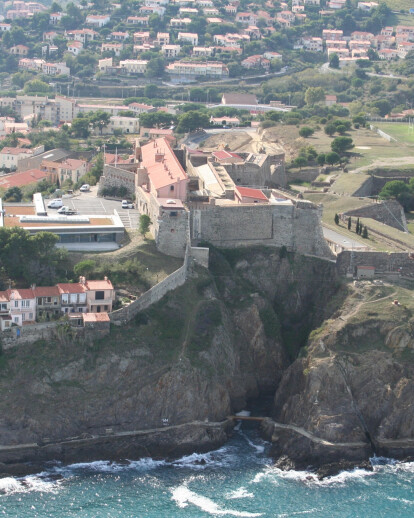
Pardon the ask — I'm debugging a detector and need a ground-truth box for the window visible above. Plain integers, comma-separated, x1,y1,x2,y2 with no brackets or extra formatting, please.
170,185,174,191
0,303,7,310
29,313,33,320
95,291,105,300
14,301,18,308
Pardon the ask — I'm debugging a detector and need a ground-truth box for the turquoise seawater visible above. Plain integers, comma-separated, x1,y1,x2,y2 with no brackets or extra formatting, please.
1,428,413,518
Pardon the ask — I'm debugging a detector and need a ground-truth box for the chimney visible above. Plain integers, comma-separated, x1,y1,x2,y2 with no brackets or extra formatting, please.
155,152,164,162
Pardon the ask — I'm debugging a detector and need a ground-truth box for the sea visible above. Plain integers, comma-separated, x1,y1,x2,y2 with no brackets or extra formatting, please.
1,423,413,518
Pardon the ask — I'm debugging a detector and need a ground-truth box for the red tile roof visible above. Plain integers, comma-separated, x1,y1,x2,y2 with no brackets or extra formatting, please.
0,169,49,189
6,288,35,300
237,186,268,201
83,312,110,322
141,137,188,191
57,283,86,294
213,150,241,161
85,279,114,290
33,286,60,297
0,147,33,155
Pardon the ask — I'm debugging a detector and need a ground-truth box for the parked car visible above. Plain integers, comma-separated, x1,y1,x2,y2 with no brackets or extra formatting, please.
47,199,63,209
57,206,77,215
121,200,134,209
80,184,90,192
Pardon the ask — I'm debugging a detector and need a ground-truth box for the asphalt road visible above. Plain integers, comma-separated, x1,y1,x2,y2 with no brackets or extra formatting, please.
323,226,368,250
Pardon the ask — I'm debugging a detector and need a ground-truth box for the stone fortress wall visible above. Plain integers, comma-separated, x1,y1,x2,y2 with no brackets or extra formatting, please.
342,200,408,232
191,200,333,258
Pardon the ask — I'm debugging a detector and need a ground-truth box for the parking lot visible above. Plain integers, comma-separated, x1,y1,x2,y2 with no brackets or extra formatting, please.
48,194,140,229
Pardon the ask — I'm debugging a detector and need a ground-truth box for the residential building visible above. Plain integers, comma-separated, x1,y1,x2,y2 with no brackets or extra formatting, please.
351,31,374,41
378,48,399,60
236,12,258,25
133,31,151,44
67,41,83,55
357,2,378,11
9,45,29,56
66,29,97,43
107,116,140,134
127,16,149,25
302,37,323,52
57,283,88,314
322,29,343,40
42,62,70,76
0,169,49,190
177,32,199,45
7,288,36,326
166,61,229,78
169,17,192,27
157,32,170,45
101,42,124,56
83,277,115,313
0,292,11,331
192,46,213,57
120,59,148,74
128,102,155,114
210,116,240,126
241,55,270,70
49,12,63,24
162,44,181,57
111,31,129,41
34,286,61,320
86,14,111,27
0,147,34,170
57,158,89,184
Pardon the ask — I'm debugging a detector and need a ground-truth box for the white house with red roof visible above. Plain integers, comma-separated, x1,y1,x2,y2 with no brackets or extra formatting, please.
6,288,36,326
236,186,269,204
86,14,111,27
0,147,34,170
57,283,88,314
82,277,115,313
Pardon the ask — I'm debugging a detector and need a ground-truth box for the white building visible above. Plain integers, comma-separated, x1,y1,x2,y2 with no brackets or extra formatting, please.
162,44,181,58
177,32,198,45
86,14,111,27
119,59,148,74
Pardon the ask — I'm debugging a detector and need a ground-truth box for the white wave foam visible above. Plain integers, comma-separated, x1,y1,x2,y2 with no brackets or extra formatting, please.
172,485,262,516
250,465,376,487
226,487,254,499
387,497,414,505
172,447,236,469
239,432,265,454
127,458,166,470
0,475,59,496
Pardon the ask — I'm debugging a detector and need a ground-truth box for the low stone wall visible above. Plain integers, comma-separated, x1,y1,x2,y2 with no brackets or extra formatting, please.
1,322,59,349
287,167,321,183
337,251,414,275
110,252,189,323
370,125,397,142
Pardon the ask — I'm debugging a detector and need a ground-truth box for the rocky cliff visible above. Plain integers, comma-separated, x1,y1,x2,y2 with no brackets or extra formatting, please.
270,280,414,475
0,248,338,472
1,248,412,476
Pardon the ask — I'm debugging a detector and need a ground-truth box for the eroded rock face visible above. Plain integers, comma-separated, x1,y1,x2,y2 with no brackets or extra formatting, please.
271,289,414,472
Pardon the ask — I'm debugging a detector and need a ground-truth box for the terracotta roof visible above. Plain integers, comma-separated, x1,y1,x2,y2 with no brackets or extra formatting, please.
6,288,35,300
141,137,188,191
57,283,86,294
85,279,114,290
0,169,48,189
33,286,60,297
213,150,241,161
83,312,110,323
0,147,33,155
237,186,268,201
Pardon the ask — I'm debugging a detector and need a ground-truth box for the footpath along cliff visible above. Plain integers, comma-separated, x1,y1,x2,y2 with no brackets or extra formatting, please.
0,247,413,476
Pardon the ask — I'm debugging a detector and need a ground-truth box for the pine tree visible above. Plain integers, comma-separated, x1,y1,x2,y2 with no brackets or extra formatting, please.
362,226,368,239
348,217,351,230
356,218,360,234
334,213,339,225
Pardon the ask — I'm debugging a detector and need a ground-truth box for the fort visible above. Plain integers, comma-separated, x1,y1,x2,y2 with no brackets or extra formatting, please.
133,137,332,260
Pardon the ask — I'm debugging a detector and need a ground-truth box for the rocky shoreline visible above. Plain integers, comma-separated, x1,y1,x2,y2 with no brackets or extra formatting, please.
0,420,233,479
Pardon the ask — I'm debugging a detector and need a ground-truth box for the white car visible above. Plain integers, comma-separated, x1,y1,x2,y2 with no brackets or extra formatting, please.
80,184,90,192
121,200,134,209
47,199,63,209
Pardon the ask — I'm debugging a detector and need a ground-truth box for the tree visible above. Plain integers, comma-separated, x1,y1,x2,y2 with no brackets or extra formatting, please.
139,214,151,238
24,79,52,94
325,151,340,165
299,126,314,138
324,123,337,136
304,87,325,105
331,136,354,154
329,53,339,69
317,153,326,166
334,213,339,225
371,99,391,117
74,259,96,277
348,217,351,230
145,56,165,78
4,187,22,202
176,111,209,133
88,110,111,135
356,218,360,234
144,84,159,99
379,180,410,200
293,156,307,169
362,226,368,239
70,116,90,138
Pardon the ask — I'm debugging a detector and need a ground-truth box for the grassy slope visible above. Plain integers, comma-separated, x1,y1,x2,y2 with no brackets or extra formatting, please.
375,123,414,146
